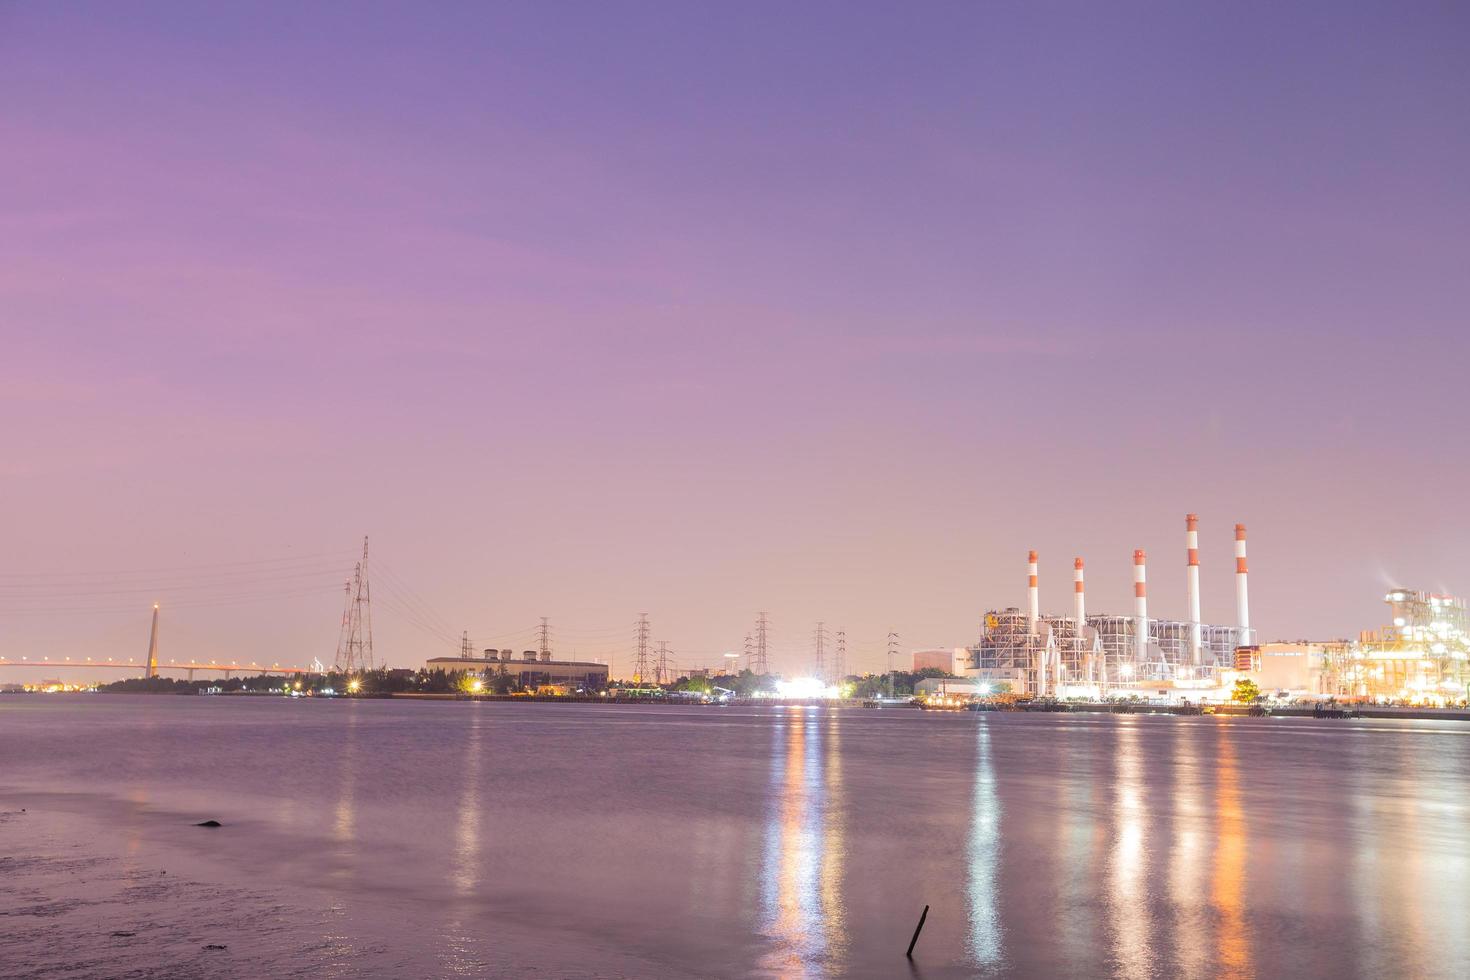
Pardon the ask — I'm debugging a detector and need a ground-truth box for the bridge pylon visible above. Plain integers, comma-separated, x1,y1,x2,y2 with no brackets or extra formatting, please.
145,603,160,679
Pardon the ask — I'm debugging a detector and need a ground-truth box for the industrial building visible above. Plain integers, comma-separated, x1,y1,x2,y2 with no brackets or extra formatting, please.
911,648,965,673
915,677,991,699
1343,590,1470,701
1231,642,1344,696
956,516,1254,697
1237,591,1470,703
424,649,609,689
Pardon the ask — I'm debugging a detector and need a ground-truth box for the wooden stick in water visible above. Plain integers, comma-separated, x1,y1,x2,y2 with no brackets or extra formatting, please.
906,904,929,958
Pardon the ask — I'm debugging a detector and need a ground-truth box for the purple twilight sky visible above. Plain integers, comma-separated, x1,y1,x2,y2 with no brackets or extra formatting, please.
3,1,1468,678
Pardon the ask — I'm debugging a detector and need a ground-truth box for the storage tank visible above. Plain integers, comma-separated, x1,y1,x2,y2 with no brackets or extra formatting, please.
539,650,551,662
523,650,537,661
499,649,512,661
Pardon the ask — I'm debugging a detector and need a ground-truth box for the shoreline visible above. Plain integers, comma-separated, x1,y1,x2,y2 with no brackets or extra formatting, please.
15,690,1470,723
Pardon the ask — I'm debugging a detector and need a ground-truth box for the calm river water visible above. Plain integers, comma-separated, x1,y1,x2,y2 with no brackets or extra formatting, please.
2,696,1469,979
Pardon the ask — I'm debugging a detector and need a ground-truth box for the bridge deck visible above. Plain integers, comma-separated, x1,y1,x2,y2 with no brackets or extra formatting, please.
0,658,313,674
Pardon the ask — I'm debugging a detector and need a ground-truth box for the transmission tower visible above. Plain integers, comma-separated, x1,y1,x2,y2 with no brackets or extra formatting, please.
461,630,474,659
887,631,900,698
633,614,652,684
834,629,846,683
743,632,754,673
655,641,672,685
537,617,552,659
813,621,827,682
334,537,374,673
753,612,769,675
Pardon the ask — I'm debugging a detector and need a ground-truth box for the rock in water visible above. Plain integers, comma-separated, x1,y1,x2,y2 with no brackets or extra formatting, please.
195,819,222,827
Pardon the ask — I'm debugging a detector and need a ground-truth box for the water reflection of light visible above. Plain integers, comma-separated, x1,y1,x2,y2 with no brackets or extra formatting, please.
119,787,149,871
1056,722,1097,968
441,707,486,977
1107,719,1149,977
1211,725,1250,978
1408,746,1470,972
1350,737,1441,978
967,718,1002,966
818,711,847,969
759,707,847,975
453,713,482,897
1169,722,1208,976
331,703,359,885
324,702,362,972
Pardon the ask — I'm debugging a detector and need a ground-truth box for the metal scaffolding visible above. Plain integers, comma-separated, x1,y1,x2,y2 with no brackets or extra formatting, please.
964,606,1247,693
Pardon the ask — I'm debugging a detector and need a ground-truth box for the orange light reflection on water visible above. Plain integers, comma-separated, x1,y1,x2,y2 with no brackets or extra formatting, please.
1107,719,1150,976
1212,725,1251,978
759,708,847,977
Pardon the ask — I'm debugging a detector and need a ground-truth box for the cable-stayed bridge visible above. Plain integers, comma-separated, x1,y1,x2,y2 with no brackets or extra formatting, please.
0,654,314,679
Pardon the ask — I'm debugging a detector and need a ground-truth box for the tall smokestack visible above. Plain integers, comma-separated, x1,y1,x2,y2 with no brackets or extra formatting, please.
1186,514,1202,666
1134,549,1148,670
1075,558,1089,686
1027,550,1039,634
1235,523,1251,642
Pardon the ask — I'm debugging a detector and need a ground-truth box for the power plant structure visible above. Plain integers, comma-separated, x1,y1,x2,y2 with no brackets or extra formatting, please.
425,647,610,689
959,514,1252,697
1236,589,1470,703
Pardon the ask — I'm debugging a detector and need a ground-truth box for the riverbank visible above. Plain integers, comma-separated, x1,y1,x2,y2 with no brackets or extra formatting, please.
18,689,1470,723
384,692,1470,722
995,700,1470,721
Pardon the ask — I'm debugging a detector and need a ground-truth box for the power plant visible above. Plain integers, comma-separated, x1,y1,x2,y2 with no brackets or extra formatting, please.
957,515,1252,697
1239,590,1470,704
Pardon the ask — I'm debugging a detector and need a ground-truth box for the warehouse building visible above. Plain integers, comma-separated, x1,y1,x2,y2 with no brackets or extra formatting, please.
424,649,609,689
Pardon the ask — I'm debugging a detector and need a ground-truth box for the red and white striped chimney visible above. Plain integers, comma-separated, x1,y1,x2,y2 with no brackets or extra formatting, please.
1235,523,1251,640
1073,558,1088,686
1027,550,1039,634
1073,558,1086,634
1133,549,1148,668
1186,514,1202,666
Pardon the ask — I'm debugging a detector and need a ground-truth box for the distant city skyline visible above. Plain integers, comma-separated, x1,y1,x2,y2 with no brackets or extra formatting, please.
3,2,1468,677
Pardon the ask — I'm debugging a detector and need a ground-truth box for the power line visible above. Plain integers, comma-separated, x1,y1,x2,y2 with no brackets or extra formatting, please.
374,562,457,637
0,549,357,580
0,566,347,599
0,583,343,615
373,593,457,645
